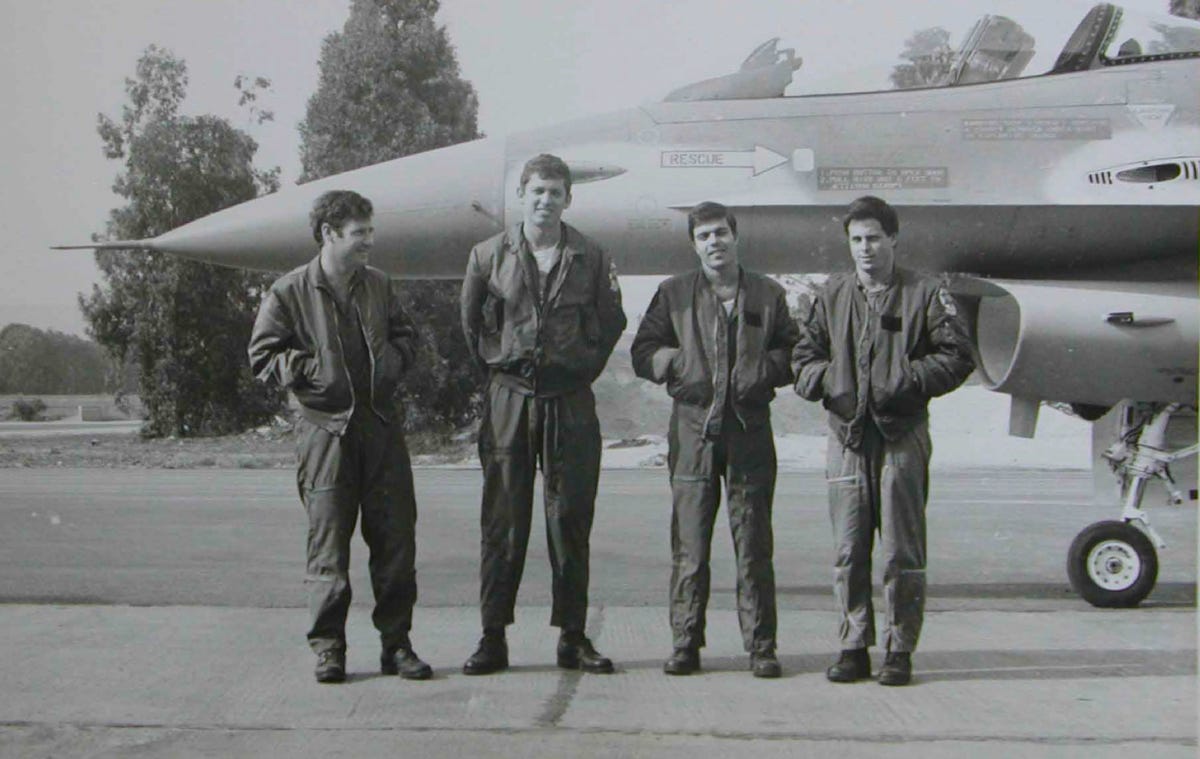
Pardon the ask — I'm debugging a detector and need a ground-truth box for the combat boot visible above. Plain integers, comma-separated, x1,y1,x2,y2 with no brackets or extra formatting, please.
825,648,871,683
750,650,782,678
663,647,701,675
382,646,433,680
463,630,508,675
314,648,346,684
878,651,913,686
557,630,614,673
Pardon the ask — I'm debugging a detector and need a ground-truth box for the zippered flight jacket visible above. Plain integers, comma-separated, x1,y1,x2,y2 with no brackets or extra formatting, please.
792,268,974,449
631,268,799,431
248,257,418,435
460,223,626,397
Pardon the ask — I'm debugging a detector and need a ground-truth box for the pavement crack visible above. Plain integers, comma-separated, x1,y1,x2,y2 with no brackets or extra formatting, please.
533,605,606,728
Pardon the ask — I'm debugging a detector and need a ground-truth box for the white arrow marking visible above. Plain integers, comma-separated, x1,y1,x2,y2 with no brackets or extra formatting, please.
660,146,789,176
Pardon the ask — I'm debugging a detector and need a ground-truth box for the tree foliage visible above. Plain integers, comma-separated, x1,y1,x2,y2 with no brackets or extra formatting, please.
0,323,121,394
298,0,483,432
80,46,285,437
299,0,480,181
1171,0,1200,21
890,27,955,89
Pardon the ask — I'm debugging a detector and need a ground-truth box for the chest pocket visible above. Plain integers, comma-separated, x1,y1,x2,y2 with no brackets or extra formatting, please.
549,262,600,343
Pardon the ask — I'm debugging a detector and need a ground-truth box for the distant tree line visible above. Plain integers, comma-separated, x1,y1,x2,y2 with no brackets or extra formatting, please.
0,323,130,394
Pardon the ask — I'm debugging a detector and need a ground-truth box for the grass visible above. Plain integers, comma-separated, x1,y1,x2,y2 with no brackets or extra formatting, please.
0,425,477,469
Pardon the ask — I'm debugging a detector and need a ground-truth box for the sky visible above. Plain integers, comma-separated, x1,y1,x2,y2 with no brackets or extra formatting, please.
0,0,1181,337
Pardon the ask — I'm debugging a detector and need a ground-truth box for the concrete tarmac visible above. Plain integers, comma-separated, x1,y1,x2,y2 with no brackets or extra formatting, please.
0,468,1195,757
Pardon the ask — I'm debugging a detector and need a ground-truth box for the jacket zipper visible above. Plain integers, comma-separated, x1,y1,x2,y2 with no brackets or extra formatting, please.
703,288,749,432
353,300,378,420
702,311,720,433
532,238,573,396
329,294,356,424
730,297,749,430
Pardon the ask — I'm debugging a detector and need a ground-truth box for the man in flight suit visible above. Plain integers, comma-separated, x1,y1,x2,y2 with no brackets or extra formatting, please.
792,195,974,686
460,154,626,674
248,190,431,684
631,202,799,678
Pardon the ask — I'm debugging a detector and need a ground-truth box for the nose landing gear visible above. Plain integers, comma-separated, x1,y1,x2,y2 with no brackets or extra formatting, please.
1066,402,1196,607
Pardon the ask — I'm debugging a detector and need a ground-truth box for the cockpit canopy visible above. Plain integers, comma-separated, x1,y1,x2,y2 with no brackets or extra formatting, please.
663,2,1200,102
944,15,1034,84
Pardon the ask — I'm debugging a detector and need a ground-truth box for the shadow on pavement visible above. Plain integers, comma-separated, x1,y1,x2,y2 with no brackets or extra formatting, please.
914,648,1197,683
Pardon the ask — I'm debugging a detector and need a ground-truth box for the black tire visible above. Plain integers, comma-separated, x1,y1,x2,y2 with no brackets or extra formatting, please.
1069,403,1111,422
1067,520,1158,608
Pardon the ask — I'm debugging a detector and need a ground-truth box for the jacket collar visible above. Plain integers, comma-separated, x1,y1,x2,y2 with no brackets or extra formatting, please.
853,266,905,296
305,254,363,295
303,255,324,288
695,265,745,301
507,222,583,308
507,222,583,258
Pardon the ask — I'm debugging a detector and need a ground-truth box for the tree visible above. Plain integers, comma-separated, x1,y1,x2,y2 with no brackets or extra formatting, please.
890,27,955,89
1152,1,1200,54
298,0,483,432
299,0,480,181
1171,0,1200,21
80,46,285,437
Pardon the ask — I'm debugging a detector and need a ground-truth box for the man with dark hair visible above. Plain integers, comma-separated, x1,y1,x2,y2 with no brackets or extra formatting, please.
307,189,375,244
631,201,798,678
248,189,431,684
460,153,626,675
517,152,572,194
792,195,974,686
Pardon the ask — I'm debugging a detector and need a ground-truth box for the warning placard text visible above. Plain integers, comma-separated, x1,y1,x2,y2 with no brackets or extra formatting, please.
817,167,949,192
961,118,1111,140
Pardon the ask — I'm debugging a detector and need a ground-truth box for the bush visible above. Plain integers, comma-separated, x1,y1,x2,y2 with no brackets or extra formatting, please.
11,398,47,421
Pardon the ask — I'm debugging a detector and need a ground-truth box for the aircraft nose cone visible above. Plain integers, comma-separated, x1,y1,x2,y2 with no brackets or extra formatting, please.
152,137,508,276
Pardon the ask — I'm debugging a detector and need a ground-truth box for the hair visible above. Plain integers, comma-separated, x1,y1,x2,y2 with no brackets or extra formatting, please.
842,195,899,237
309,190,374,244
518,153,572,194
687,201,738,240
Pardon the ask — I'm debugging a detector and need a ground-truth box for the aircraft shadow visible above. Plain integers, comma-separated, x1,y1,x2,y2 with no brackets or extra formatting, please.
900,648,1197,683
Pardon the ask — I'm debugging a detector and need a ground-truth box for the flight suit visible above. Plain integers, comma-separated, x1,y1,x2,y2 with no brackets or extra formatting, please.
249,258,420,655
632,269,798,654
461,223,625,632
793,268,973,652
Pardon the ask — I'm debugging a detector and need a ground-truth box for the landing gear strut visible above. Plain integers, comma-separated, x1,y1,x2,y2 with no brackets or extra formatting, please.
1066,402,1197,607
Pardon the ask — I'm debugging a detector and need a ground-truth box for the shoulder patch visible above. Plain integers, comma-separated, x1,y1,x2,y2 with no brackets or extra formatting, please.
608,259,621,294
936,287,958,317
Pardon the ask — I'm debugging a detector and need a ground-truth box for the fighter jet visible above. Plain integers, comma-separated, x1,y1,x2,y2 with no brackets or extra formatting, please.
59,1,1199,607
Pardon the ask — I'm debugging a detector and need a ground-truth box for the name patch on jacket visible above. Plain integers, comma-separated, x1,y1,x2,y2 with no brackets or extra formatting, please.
880,315,902,331
744,310,762,327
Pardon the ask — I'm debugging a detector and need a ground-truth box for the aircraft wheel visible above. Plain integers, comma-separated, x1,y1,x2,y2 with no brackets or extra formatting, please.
1069,403,1110,422
1067,520,1158,608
